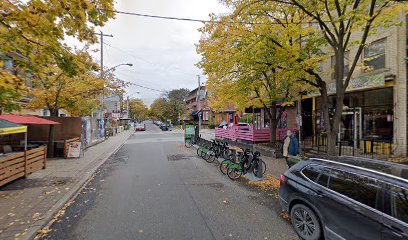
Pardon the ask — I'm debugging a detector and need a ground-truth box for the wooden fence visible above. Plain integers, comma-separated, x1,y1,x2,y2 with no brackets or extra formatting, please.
64,137,80,158
0,146,47,187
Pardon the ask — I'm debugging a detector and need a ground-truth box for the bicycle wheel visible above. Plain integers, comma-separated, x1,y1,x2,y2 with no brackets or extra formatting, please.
253,160,267,176
221,148,231,159
185,139,193,148
205,151,216,163
219,159,231,175
203,149,213,162
227,164,242,180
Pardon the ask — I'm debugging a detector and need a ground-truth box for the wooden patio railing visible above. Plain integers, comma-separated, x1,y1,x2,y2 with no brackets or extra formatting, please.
0,146,47,187
216,126,297,143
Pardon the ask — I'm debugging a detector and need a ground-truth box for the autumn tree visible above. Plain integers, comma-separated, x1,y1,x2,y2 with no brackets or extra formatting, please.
128,99,148,122
197,2,316,144
149,98,172,122
27,48,104,117
0,0,115,110
166,88,190,124
0,61,27,114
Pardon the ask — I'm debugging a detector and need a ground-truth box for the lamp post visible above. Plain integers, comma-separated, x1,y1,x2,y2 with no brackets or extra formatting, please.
105,63,133,74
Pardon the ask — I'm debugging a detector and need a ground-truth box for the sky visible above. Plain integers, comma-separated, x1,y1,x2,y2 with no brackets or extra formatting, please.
94,0,228,106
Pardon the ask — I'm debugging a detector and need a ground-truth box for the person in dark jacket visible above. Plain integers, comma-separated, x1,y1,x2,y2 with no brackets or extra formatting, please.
281,130,299,167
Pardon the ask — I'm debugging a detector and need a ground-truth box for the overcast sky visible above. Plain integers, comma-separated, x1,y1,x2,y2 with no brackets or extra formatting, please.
95,0,228,106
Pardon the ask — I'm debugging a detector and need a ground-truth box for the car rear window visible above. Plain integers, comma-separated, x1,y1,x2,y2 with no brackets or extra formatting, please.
316,169,330,187
328,169,379,209
301,165,320,182
390,186,408,224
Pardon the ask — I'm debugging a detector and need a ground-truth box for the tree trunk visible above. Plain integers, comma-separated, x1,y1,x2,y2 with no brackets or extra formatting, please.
269,103,277,145
47,109,58,158
324,48,346,156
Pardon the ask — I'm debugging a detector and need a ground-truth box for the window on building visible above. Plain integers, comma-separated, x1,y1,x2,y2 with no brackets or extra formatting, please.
363,39,386,72
42,109,50,116
328,169,379,208
331,52,349,79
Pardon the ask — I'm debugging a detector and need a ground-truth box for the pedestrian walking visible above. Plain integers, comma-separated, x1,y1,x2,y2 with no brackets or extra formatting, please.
281,130,299,168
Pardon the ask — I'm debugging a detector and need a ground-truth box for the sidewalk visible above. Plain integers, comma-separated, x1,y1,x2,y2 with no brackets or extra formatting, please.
199,128,289,179
0,130,133,240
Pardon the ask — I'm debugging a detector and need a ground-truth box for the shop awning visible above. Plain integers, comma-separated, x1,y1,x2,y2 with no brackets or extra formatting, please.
0,119,27,135
0,114,61,125
191,110,201,116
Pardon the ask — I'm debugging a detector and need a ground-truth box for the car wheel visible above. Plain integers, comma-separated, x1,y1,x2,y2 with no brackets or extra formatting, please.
290,204,322,240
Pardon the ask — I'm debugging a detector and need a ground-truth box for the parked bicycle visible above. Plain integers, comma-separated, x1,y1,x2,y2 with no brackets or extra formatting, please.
227,150,266,180
185,135,200,148
203,140,225,163
219,149,239,174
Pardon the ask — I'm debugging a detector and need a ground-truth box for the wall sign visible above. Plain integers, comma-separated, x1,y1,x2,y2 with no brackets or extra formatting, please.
307,73,386,97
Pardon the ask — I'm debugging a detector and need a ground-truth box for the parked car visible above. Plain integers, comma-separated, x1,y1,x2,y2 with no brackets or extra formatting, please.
161,123,173,131
279,156,408,240
135,123,146,131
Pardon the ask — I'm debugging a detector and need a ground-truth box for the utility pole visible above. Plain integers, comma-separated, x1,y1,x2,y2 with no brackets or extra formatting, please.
197,75,202,132
94,31,113,119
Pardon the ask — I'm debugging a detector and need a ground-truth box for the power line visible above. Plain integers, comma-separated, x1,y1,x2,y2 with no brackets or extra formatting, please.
103,42,197,77
101,9,212,23
99,9,327,25
120,79,167,93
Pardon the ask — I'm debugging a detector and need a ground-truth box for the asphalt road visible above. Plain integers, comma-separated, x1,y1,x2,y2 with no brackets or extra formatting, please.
40,123,297,240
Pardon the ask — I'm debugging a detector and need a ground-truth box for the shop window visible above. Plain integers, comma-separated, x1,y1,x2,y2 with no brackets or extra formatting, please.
363,39,386,72
363,88,393,139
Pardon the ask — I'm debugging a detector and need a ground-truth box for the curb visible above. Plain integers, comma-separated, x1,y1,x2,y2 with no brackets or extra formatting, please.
23,131,133,240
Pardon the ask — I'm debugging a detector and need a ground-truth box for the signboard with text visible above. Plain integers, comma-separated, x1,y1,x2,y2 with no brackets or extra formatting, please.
67,142,82,158
307,73,385,97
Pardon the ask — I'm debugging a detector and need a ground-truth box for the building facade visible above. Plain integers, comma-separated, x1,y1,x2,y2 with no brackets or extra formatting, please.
298,11,407,156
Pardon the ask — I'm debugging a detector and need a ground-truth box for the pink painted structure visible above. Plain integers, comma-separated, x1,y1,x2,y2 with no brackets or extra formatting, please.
215,126,297,143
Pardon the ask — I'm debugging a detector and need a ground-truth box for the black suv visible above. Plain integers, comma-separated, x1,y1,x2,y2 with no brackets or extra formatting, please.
279,157,408,240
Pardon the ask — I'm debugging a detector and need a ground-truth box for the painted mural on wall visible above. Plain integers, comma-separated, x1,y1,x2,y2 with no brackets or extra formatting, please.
97,119,105,139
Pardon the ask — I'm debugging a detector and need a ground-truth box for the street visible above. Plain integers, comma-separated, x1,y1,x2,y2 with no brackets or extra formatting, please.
40,123,296,240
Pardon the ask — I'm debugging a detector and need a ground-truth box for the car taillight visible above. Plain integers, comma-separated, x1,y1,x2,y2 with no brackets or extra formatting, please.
280,175,286,185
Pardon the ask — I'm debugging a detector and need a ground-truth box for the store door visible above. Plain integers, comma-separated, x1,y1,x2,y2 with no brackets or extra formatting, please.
339,107,362,149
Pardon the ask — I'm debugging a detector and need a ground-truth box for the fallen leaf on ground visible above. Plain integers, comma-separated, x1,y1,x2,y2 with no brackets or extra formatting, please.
248,175,280,192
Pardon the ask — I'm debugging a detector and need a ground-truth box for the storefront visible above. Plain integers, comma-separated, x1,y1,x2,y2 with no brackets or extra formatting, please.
311,87,393,143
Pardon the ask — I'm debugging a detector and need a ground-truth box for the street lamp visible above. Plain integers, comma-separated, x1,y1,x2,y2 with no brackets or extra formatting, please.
105,63,133,73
